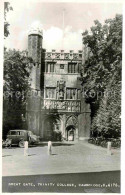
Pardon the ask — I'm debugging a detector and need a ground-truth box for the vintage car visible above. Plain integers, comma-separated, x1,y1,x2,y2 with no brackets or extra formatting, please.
7,130,40,147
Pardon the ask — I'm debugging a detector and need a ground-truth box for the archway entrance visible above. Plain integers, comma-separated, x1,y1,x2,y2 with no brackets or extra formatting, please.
65,115,78,141
66,125,76,141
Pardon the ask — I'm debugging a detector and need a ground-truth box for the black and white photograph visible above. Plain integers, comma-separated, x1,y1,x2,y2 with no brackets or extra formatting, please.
1,0,123,193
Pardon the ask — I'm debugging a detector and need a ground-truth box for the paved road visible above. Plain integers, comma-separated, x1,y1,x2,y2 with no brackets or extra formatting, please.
2,141,120,176
2,141,120,193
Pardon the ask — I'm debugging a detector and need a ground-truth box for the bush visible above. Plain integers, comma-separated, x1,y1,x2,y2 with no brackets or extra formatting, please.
88,137,121,148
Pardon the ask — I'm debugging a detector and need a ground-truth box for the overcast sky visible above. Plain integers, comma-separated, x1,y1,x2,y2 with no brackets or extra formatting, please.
4,1,122,52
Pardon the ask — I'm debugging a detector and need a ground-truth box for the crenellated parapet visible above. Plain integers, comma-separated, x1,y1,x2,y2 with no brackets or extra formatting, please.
28,27,43,37
43,49,82,61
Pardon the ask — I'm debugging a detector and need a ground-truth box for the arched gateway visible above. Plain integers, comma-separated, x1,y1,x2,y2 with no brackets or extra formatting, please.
65,115,78,141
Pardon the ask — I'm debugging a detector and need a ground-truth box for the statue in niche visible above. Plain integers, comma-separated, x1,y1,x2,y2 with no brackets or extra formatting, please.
57,80,66,100
59,90,63,99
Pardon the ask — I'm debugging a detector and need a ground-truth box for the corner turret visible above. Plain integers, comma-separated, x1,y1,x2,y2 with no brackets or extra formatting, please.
28,27,43,90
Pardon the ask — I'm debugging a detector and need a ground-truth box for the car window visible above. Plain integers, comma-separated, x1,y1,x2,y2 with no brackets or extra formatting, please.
10,131,17,135
20,131,25,136
16,131,20,135
10,131,25,136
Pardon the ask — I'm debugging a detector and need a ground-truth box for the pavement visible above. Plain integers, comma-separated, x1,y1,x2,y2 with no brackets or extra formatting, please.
2,140,120,176
2,141,121,193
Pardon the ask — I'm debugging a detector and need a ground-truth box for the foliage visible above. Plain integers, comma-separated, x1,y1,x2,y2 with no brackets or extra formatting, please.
82,14,122,137
88,137,121,148
3,49,32,138
92,73,121,138
4,2,13,38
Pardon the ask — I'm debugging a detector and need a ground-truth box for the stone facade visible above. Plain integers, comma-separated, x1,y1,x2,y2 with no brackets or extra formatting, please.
26,28,91,141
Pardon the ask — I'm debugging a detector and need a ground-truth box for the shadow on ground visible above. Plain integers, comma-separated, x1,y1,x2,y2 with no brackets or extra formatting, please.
2,142,74,149
29,142,74,148
2,155,12,157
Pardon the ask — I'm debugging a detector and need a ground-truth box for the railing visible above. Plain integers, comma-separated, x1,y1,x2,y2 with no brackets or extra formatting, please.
43,99,81,112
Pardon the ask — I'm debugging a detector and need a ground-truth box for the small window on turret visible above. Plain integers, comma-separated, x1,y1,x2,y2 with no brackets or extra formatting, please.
60,64,64,69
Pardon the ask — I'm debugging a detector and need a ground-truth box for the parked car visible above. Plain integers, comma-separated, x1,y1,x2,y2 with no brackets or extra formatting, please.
6,130,40,147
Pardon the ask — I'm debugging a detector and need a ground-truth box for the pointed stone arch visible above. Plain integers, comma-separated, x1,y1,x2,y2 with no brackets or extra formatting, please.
65,115,78,141
65,115,78,128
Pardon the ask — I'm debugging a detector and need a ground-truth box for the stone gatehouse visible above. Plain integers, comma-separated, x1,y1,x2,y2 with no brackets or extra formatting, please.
26,27,91,141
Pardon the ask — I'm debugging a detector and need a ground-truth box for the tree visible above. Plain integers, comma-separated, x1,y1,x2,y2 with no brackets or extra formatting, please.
91,61,121,138
3,49,32,138
4,2,13,38
82,14,122,137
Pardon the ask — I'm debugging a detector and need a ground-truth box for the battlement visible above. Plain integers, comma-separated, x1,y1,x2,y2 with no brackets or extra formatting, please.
28,27,43,37
43,49,82,61
43,49,82,54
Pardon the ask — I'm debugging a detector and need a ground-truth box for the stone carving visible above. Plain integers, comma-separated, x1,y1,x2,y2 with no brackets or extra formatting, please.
55,53,60,59
73,53,79,60
57,80,66,100
43,99,81,112
45,51,82,61
46,52,51,59
65,115,78,128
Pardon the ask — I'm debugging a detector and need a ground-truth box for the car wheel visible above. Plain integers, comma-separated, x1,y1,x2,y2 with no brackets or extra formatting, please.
19,140,24,148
